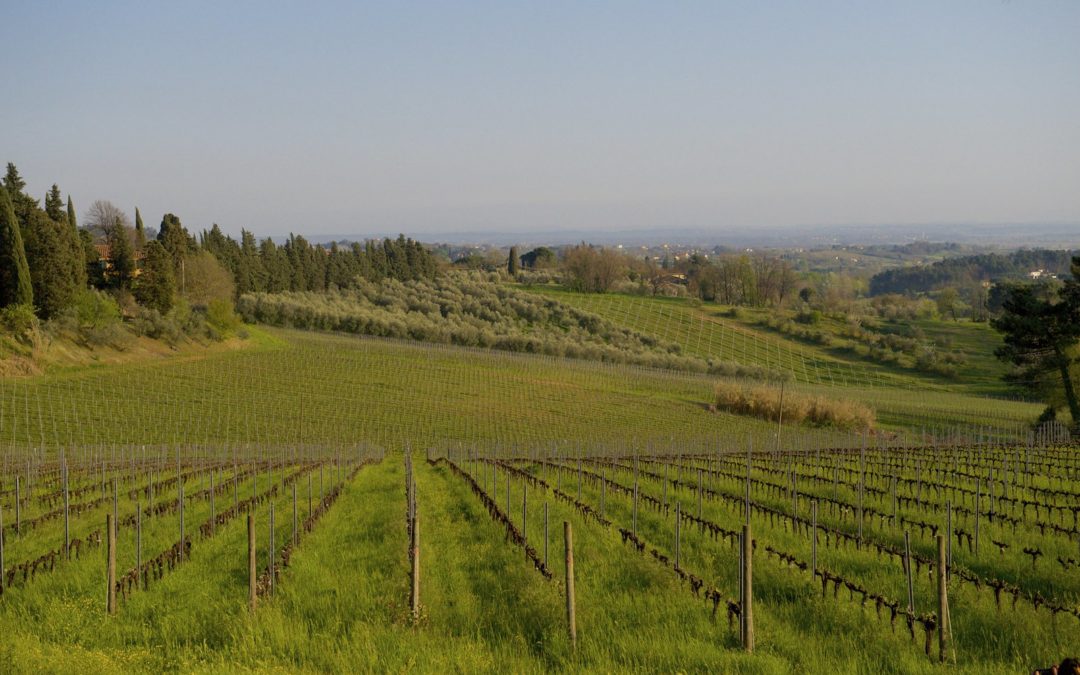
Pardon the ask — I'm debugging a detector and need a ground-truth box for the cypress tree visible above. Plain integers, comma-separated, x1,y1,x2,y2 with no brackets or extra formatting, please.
66,195,87,289
3,163,26,194
0,185,33,307
45,184,64,221
508,246,519,276
134,240,175,313
134,207,146,251
108,218,136,290
22,211,80,318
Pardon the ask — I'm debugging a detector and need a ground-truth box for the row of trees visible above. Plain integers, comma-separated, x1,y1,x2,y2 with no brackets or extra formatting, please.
542,243,799,307
0,162,438,333
201,228,436,296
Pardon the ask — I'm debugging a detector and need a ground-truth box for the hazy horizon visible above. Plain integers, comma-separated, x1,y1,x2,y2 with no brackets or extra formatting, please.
4,1,1078,239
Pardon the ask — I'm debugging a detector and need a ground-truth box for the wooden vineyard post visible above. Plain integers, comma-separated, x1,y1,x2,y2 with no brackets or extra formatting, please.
308,472,312,519
946,501,953,574
741,524,754,652
674,502,681,570
210,470,215,536
106,513,117,615
858,447,865,548
269,502,276,596
247,513,256,612
904,531,915,615
775,381,785,455
544,502,549,568
506,472,511,517
136,501,143,588
745,441,752,525
564,521,577,648
811,500,818,572
0,505,4,593
633,479,639,536
577,459,582,501
179,476,185,562
937,534,951,663
63,462,70,560
600,471,606,519
697,469,702,520
522,484,528,549
410,515,420,622
974,478,981,556
292,482,298,546
14,476,20,534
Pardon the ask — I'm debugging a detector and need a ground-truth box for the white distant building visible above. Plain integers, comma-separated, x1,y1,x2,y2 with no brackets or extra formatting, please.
1028,269,1057,280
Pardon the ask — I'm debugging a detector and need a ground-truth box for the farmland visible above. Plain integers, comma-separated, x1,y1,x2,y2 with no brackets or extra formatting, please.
0,315,1074,672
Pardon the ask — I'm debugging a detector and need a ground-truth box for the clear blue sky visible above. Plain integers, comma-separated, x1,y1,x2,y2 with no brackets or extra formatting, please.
3,1,1078,238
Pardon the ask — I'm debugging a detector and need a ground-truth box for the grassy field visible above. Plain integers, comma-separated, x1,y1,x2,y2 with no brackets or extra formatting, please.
0,322,1071,673
521,287,1014,395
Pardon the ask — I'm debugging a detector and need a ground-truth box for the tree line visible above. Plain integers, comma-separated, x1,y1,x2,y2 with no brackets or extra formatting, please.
0,162,437,332
868,249,1076,296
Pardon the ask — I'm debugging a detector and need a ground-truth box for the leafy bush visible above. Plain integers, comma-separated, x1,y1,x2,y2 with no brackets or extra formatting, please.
0,303,39,339
72,289,121,329
206,298,242,336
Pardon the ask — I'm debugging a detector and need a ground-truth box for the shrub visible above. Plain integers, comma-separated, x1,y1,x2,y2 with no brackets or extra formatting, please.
0,303,39,338
205,298,242,337
713,381,874,431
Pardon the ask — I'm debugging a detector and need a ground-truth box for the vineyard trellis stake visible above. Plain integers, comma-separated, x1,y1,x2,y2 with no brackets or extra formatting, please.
247,513,256,612
565,521,577,648
936,534,952,663
904,531,915,615
106,513,116,615
741,523,754,652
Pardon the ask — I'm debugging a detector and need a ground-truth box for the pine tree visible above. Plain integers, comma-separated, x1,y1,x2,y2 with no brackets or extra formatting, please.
0,186,33,308
508,246,519,276
108,218,136,290
134,240,175,313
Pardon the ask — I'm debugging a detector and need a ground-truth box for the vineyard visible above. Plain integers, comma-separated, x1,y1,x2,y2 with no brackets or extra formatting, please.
0,327,1075,672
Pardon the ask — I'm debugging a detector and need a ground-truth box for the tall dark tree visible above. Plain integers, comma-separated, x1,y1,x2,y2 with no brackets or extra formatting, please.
22,211,82,318
108,219,137,290
507,246,519,276
134,208,146,251
80,228,106,288
157,213,195,263
3,163,26,194
66,195,88,289
2,163,38,224
134,241,175,313
0,185,33,307
993,277,1080,427
66,196,77,230
45,184,64,221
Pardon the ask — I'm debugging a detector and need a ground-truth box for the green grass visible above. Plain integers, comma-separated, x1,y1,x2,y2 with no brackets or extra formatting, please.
0,323,1070,673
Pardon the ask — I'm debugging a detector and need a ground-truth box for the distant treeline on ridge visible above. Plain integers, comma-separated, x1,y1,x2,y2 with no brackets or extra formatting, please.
868,249,1077,296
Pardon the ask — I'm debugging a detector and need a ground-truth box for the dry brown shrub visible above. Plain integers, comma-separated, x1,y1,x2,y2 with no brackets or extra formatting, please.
712,382,874,431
